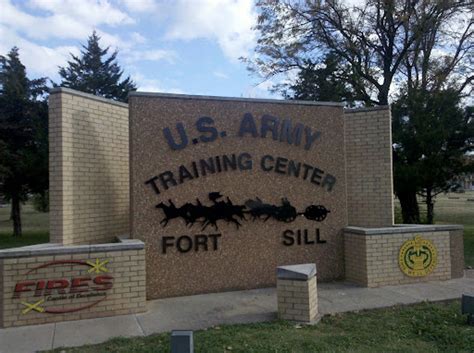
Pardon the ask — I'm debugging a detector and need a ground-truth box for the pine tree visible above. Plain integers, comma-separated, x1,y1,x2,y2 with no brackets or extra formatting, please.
393,89,473,224
58,31,136,102
284,53,360,106
0,47,48,237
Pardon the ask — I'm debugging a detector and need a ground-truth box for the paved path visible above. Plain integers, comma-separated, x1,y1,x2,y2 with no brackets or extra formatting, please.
1,274,473,353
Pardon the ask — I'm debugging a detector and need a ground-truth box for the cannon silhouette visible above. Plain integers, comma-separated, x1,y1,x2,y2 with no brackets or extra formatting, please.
303,205,330,222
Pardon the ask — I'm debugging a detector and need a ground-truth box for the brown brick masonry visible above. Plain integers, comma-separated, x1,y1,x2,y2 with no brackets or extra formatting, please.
0,238,145,328
344,225,464,287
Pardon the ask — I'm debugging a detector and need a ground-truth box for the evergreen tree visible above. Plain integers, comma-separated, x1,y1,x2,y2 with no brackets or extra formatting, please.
393,89,473,224
0,47,48,237
58,31,136,102
284,53,361,106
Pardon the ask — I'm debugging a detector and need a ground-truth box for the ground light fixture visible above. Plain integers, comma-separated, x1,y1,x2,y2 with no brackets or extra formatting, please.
171,330,194,353
461,294,474,325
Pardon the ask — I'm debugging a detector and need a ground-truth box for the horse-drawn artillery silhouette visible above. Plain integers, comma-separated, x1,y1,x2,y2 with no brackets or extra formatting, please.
156,192,330,230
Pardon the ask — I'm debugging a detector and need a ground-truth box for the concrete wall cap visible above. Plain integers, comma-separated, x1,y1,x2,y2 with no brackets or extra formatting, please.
49,87,129,108
0,237,144,259
277,263,317,280
344,224,464,235
129,91,343,107
344,105,390,114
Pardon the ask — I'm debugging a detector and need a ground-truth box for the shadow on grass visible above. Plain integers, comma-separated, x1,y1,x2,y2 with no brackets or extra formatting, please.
0,230,49,249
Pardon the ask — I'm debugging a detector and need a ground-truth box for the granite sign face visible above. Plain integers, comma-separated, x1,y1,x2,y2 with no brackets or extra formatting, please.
129,93,348,299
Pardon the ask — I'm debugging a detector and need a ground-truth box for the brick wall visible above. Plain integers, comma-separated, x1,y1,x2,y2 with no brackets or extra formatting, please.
344,107,394,227
344,233,368,286
450,229,465,278
277,277,318,322
344,225,463,287
49,88,129,245
0,239,146,328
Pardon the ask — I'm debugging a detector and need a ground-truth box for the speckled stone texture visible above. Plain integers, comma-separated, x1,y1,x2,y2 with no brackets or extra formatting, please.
129,93,348,299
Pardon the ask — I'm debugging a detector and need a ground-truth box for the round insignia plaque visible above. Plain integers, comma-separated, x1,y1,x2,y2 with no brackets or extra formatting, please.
399,235,437,277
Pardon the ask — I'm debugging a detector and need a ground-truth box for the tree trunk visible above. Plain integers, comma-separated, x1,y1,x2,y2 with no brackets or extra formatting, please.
11,193,22,237
426,188,434,224
377,83,390,106
397,190,421,224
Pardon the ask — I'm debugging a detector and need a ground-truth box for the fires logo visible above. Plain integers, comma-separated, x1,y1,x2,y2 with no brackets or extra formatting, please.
13,258,113,315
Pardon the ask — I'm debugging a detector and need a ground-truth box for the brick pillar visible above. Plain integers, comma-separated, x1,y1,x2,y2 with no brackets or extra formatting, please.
277,263,318,323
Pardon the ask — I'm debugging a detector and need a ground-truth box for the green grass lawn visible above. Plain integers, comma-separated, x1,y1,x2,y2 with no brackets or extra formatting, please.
0,203,49,249
431,192,474,268
394,190,474,267
44,301,473,353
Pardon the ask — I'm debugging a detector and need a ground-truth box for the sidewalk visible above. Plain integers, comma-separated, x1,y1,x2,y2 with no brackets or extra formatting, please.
1,273,473,353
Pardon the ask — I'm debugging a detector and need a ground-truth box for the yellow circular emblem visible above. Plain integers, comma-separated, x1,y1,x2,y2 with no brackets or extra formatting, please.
399,235,437,277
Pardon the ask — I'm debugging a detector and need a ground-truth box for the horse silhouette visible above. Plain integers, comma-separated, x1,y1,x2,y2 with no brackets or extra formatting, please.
155,200,180,226
201,193,245,230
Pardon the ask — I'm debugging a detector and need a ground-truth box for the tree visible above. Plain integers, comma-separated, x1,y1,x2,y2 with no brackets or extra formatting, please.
391,2,473,223
58,31,136,102
248,0,473,223
0,47,48,236
283,52,358,105
247,1,472,104
393,90,473,224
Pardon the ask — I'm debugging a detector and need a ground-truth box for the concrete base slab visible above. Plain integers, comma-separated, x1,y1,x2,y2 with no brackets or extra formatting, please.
0,323,54,353
137,288,276,335
383,281,461,302
1,276,473,353
52,315,143,349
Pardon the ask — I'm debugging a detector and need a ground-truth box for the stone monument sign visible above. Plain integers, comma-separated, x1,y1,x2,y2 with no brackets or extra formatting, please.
129,93,348,299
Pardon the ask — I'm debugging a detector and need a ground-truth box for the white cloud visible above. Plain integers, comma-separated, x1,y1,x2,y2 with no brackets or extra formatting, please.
0,0,133,43
138,83,184,94
0,0,132,57
130,32,147,44
132,72,184,94
120,0,157,12
0,0,173,81
213,70,229,79
0,0,260,96
28,0,134,26
124,49,177,64
0,24,80,80
243,80,281,99
163,0,257,61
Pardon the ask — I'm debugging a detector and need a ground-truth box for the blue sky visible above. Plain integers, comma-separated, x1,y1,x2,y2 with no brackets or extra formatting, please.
0,0,276,98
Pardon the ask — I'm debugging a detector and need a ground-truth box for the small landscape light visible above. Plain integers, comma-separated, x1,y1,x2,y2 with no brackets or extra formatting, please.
171,330,194,353
461,294,474,325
